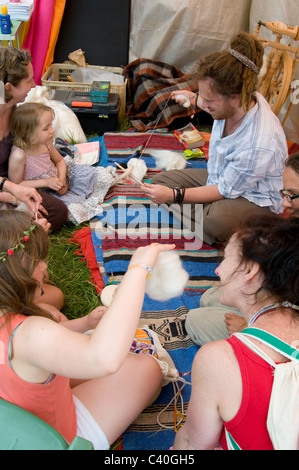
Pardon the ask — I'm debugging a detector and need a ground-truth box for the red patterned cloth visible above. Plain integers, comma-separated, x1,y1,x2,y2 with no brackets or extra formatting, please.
70,226,105,293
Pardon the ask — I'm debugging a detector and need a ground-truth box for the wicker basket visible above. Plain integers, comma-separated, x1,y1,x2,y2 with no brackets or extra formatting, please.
41,63,127,119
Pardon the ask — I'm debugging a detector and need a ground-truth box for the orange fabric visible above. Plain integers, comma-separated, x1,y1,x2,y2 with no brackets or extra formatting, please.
287,140,299,156
42,0,66,76
0,314,77,443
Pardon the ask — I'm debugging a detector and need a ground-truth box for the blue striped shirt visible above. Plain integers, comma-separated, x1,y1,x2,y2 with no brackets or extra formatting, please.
206,92,288,213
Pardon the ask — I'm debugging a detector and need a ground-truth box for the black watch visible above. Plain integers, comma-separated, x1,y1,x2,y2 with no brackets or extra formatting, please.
0,177,8,192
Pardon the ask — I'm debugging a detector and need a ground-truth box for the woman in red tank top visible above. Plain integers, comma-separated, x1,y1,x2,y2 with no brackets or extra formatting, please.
173,212,299,450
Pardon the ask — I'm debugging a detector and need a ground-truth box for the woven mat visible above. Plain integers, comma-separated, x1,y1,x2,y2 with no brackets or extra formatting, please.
88,131,222,449
73,132,299,449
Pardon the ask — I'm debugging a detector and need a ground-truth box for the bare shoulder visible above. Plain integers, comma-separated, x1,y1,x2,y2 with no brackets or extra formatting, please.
9,147,25,162
194,339,236,364
15,314,58,338
192,340,239,381
192,339,243,421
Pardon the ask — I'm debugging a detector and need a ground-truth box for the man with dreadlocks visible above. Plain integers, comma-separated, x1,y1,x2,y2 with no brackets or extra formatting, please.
143,32,288,245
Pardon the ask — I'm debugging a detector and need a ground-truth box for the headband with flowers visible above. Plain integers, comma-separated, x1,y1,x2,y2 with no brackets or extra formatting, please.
0,224,36,262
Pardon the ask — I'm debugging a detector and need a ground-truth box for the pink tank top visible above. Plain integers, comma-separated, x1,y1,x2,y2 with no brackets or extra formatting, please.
12,145,58,180
0,314,77,443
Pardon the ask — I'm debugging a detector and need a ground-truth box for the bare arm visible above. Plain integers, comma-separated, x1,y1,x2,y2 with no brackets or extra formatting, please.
12,243,176,382
8,145,66,192
48,142,68,195
174,344,223,450
174,342,235,450
48,142,67,180
0,176,42,213
0,190,18,205
8,147,26,184
142,183,224,205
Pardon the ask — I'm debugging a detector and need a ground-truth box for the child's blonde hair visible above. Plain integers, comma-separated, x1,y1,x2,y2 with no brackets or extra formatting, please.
11,102,55,149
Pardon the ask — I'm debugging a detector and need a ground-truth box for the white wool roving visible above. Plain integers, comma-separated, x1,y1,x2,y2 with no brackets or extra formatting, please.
174,94,191,108
150,149,187,171
127,158,148,181
145,251,189,301
24,86,87,143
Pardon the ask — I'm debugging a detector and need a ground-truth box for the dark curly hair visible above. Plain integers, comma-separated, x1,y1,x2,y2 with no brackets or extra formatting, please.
234,213,299,310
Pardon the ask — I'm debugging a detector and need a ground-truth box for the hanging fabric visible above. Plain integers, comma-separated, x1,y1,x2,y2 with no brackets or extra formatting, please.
42,0,66,77
22,0,55,85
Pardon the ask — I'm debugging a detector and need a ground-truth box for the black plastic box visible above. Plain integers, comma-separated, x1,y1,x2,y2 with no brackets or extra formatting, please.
54,90,120,135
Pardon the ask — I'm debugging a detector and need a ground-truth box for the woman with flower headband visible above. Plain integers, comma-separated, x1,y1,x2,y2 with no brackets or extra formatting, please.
172,213,299,450
0,46,68,230
143,32,288,245
0,210,173,449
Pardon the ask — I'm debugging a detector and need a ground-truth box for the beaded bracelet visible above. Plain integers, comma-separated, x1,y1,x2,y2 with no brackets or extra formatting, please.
128,263,153,279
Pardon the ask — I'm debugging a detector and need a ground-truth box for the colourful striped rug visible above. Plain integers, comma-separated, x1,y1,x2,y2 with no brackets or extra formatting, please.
75,132,299,449
86,131,223,449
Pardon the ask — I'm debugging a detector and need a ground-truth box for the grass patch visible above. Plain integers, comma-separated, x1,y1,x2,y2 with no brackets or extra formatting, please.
47,222,101,320
46,118,132,319
47,115,212,319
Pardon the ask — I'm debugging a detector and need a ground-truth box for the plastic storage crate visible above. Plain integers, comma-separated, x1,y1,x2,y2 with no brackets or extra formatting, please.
41,63,127,119
54,90,120,135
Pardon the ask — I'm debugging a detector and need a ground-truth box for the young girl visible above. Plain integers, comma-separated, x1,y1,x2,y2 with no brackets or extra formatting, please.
0,210,171,449
8,102,115,225
9,102,68,195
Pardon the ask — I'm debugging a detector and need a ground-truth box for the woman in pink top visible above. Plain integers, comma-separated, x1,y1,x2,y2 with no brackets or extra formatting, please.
173,213,299,450
0,210,169,449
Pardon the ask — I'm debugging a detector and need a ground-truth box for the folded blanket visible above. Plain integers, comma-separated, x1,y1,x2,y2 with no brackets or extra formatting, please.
123,58,199,131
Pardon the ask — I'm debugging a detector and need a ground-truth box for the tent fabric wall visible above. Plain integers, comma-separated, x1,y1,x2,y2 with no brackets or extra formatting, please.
128,0,298,142
129,0,252,73
21,0,298,142
249,0,299,143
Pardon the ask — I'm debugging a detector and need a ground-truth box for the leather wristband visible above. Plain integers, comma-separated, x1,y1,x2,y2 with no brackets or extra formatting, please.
0,177,8,192
173,187,185,204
